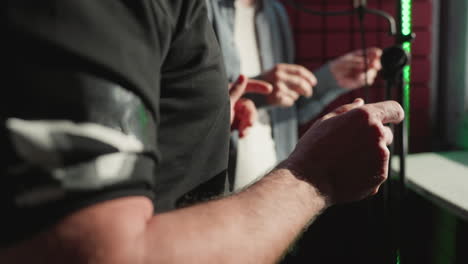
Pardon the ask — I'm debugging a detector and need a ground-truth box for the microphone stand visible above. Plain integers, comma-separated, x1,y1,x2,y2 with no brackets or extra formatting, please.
284,0,397,36
284,1,414,262
381,33,415,264
284,0,396,103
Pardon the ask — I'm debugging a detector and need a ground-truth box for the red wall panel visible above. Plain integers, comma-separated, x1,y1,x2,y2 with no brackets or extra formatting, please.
284,0,433,153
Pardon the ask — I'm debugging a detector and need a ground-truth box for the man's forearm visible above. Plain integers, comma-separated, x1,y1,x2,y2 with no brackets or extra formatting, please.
145,168,326,264
0,168,326,264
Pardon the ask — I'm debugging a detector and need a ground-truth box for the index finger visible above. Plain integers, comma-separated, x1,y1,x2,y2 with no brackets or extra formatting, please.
367,100,405,124
283,64,317,87
245,79,273,95
322,98,365,120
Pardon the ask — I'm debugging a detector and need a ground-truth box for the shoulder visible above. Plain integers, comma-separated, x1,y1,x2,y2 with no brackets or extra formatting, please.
264,0,290,27
270,0,288,16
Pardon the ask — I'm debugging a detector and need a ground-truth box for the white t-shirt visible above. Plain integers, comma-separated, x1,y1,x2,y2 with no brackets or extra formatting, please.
233,1,277,190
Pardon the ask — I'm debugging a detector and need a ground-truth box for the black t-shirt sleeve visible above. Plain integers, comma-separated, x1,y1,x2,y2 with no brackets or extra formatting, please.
2,0,231,245
2,0,165,246
6,0,165,114
155,0,231,211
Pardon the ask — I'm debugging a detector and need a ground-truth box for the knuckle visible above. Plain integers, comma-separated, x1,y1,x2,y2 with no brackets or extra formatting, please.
376,173,388,186
370,124,385,141
283,99,294,107
273,71,282,81
298,66,307,74
384,127,394,144
353,107,373,123
371,173,387,189
379,145,390,160
274,83,283,92
275,64,284,72
371,184,383,195
373,145,390,167
343,105,355,112
275,92,283,100
311,77,318,86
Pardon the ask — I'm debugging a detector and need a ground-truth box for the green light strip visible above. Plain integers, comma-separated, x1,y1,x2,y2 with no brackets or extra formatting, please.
397,2,412,264
401,0,412,132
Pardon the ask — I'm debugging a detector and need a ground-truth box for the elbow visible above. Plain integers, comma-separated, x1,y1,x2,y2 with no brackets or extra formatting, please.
0,197,153,264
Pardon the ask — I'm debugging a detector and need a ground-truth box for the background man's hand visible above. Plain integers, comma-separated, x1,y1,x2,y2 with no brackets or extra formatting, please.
283,98,404,205
229,75,272,137
258,64,317,107
329,47,383,90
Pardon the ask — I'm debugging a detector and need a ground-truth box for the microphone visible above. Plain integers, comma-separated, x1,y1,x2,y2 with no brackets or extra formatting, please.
381,46,409,81
354,0,367,7
354,0,367,21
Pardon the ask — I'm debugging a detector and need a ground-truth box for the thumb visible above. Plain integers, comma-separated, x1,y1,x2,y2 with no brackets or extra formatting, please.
322,98,365,120
229,75,248,103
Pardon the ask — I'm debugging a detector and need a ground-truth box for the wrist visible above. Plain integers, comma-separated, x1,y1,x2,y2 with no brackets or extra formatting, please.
274,161,332,209
327,61,342,86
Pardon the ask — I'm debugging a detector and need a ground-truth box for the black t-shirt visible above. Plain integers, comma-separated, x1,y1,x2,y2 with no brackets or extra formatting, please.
2,0,230,245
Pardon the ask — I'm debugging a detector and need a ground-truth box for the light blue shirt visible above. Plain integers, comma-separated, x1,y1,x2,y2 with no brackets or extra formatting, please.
206,0,347,180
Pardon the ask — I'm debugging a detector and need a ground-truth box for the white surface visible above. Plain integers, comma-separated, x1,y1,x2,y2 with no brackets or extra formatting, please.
393,151,468,220
234,1,278,191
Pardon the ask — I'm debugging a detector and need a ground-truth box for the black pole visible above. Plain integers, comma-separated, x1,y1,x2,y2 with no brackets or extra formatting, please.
380,13,414,264
384,78,396,264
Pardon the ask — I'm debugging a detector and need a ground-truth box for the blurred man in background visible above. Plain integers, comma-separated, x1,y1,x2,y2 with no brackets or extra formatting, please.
207,0,382,190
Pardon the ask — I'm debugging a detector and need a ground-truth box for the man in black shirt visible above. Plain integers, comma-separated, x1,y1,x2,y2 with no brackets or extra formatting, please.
1,0,404,263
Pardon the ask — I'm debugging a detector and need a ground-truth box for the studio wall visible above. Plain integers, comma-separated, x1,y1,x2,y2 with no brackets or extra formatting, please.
286,0,433,153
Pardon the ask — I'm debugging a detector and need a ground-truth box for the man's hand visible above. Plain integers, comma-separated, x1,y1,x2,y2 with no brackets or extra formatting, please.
229,75,272,137
329,47,383,90
258,64,317,107
283,98,404,205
